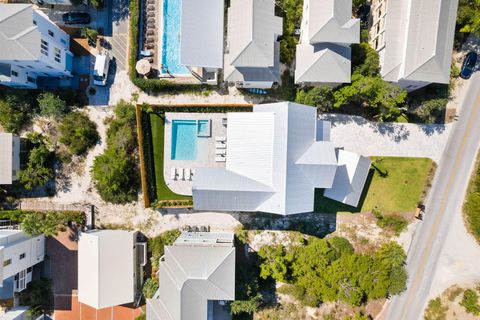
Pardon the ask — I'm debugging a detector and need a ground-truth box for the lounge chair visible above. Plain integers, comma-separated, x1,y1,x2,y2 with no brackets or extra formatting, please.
179,168,185,180
185,168,191,181
215,156,226,162
191,168,195,176
170,167,176,180
215,136,226,142
215,142,226,149
216,149,226,155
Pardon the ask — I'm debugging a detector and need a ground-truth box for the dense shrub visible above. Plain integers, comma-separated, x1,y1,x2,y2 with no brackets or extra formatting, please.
461,289,480,315
37,93,69,118
411,98,447,124
278,0,303,65
465,157,480,243
92,100,139,204
142,278,159,299
59,112,99,156
19,135,54,190
147,229,181,274
295,86,335,112
19,278,53,316
257,237,408,307
19,210,85,237
0,92,35,133
457,0,480,37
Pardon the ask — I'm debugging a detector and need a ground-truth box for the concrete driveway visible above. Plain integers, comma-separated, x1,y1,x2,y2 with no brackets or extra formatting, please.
319,114,453,163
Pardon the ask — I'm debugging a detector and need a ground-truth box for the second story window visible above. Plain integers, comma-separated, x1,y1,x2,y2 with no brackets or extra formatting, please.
54,48,61,63
33,20,36,25
3,259,11,267
40,39,49,56
48,30,54,37
27,76,35,83
11,70,18,77
19,253,26,260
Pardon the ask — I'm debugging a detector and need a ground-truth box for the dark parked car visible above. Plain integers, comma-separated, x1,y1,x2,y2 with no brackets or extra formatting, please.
62,12,91,25
357,4,371,25
460,51,477,79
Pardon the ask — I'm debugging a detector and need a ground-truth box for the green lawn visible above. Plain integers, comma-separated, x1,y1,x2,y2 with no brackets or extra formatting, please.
315,157,434,213
464,154,480,243
149,113,191,201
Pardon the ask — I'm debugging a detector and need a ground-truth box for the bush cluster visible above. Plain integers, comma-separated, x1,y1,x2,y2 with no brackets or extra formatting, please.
92,100,139,204
465,157,480,243
19,134,55,191
143,104,253,114
373,210,408,236
152,199,193,208
59,112,99,156
147,229,181,274
257,237,408,307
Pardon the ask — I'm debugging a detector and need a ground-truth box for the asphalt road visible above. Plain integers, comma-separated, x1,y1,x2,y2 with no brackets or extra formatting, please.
385,73,480,319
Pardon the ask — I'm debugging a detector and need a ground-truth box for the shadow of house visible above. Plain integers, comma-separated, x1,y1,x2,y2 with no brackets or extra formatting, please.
46,229,79,311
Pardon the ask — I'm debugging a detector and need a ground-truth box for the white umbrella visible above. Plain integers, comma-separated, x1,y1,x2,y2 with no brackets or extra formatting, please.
136,58,151,75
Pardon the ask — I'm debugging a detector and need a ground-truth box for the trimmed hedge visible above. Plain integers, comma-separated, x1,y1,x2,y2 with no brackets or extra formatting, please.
142,104,253,114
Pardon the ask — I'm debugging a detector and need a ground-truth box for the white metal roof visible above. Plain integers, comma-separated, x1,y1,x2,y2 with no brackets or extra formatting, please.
180,0,224,68
0,4,41,61
193,102,340,215
78,230,135,309
295,43,352,84
324,149,371,207
0,133,13,185
147,233,235,320
301,0,359,45
380,0,458,83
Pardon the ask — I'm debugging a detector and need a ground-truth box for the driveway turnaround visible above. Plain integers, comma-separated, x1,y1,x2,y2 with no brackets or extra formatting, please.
319,114,452,163
384,72,480,319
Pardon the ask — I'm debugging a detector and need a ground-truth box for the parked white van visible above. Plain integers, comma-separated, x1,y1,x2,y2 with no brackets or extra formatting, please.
93,53,110,86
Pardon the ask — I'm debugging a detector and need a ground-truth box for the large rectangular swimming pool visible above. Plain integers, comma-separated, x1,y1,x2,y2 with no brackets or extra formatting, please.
161,0,190,75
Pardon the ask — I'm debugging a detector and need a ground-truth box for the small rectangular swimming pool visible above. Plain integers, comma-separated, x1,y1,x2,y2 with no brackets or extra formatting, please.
197,119,210,137
171,120,197,160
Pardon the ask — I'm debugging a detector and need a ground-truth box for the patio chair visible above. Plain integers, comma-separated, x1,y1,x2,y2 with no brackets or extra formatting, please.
147,17,155,23
191,168,195,176
147,22,156,29
185,168,191,181
179,168,185,181
147,11,155,17
215,142,226,149
146,43,155,49
216,149,226,155
146,30,155,36
147,4,155,11
147,0,155,4
215,136,225,142
215,156,226,162
170,167,177,180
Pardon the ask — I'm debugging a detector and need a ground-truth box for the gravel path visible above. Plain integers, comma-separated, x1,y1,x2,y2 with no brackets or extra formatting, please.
320,114,453,163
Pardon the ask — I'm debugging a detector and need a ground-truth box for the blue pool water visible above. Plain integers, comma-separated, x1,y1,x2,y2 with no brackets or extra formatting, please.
161,0,190,75
197,120,209,135
171,120,197,160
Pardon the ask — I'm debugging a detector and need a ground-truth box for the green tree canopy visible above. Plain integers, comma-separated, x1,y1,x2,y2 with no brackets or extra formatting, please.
333,74,407,121
37,92,69,118
457,0,480,36
18,140,54,190
59,112,99,156
0,93,34,133
352,43,381,77
295,86,335,112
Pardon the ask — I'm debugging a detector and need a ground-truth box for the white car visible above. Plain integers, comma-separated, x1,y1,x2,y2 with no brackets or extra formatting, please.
92,53,111,86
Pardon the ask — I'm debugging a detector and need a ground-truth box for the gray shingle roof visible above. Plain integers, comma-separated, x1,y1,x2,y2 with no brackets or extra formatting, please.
295,43,352,84
0,4,40,61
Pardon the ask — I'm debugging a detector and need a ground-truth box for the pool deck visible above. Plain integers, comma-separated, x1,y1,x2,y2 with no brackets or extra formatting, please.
164,112,227,195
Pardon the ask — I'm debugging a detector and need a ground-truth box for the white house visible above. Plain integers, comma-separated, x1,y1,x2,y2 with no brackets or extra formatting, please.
147,232,235,320
179,0,224,84
224,0,283,89
0,4,74,89
0,230,45,300
295,0,359,85
78,230,146,309
192,102,371,215
369,0,459,91
0,133,20,185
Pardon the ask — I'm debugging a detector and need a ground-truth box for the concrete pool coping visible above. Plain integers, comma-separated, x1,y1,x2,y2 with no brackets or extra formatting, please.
164,112,228,195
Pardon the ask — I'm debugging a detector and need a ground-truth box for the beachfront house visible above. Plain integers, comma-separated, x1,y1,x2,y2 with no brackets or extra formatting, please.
191,102,371,215
369,0,459,91
78,230,147,310
0,230,45,300
295,0,360,85
179,0,224,84
223,0,283,89
0,133,20,186
147,232,235,320
0,4,73,89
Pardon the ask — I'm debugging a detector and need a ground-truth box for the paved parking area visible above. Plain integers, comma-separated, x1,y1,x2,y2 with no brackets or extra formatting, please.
319,114,453,163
